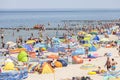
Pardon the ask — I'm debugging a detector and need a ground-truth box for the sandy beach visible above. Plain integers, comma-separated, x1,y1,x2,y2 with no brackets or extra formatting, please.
7,34,119,80
26,47,120,80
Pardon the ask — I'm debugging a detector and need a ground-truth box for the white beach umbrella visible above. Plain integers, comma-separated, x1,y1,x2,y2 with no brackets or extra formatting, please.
6,41,17,47
6,41,15,45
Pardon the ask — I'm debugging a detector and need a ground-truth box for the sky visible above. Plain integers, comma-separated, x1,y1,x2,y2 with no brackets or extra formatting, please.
0,0,120,10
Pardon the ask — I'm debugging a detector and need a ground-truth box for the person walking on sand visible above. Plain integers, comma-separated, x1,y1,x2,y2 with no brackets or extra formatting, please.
104,57,111,71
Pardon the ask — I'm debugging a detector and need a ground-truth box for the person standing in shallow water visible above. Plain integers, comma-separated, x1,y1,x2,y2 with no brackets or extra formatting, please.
1,33,4,42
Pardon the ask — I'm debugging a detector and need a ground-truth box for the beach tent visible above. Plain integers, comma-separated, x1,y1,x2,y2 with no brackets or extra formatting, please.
89,45,97,51
57,59,68,67
4,62,15,70
93,35,100,41
72,56,83,64
72,48,85,55
42,62,54,74
54,61,62,68
18,51,28,62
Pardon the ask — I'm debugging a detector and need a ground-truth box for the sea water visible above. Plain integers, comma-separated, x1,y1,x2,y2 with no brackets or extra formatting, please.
0,9,120,28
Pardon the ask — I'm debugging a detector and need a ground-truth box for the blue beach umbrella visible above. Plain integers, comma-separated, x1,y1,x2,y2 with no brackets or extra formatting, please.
22,44,33,51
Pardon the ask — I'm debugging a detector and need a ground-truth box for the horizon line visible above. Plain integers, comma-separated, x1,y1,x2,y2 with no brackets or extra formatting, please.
0,8,120,11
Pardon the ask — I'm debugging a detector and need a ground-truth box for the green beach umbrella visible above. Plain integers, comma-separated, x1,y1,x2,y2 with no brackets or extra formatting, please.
18,51,28,62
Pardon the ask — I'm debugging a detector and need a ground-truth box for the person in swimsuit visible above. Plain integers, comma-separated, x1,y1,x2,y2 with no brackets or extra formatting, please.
104,57,111,71
111,58,117,71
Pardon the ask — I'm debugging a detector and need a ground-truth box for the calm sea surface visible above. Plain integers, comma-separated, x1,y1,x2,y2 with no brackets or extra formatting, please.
0,10,120,28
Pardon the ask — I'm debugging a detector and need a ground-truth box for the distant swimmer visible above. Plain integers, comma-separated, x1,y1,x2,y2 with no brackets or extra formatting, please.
1,34,4,42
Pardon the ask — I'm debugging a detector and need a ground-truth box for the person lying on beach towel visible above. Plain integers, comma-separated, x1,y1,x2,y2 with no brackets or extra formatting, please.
92,66,106,74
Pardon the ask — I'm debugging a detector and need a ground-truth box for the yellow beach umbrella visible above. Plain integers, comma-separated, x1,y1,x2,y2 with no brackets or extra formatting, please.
26,40,36,44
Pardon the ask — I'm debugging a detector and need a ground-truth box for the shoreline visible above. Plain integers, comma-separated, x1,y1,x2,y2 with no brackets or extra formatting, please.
0,19,120,30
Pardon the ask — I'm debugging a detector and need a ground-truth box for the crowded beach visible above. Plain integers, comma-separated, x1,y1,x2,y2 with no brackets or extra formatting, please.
0,20,120,80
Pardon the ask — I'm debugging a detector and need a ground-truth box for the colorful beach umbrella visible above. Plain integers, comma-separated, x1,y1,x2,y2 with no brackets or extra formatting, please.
22,44,33,51
26,40,35,44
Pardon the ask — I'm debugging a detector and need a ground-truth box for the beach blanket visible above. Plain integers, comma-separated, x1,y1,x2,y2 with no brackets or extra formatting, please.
0,68,28,80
